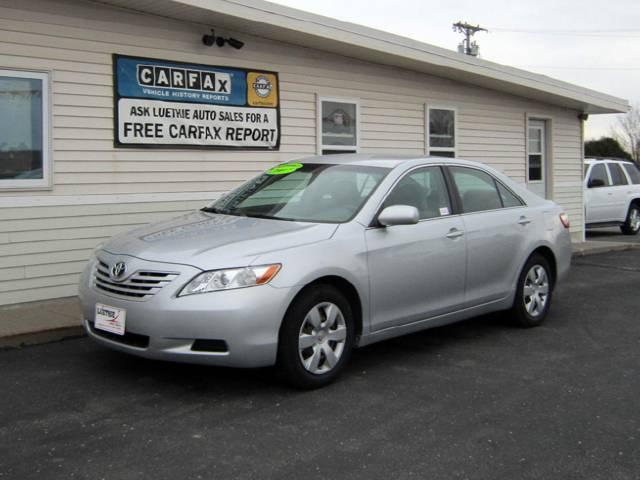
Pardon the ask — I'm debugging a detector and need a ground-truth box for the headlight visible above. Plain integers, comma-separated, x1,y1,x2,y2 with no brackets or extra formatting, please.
179,264,281,296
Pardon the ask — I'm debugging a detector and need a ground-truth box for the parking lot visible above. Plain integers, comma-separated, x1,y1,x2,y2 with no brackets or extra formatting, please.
1,250,639,480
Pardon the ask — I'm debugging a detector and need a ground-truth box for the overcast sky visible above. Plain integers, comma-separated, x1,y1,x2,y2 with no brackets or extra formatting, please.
268,0,639,141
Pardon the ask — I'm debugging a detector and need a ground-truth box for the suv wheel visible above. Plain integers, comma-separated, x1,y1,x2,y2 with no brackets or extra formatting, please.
277,285,354,389
620,204,640,235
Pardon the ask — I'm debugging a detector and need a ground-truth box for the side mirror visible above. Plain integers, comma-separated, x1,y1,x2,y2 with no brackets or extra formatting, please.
377,205,419,227
588,178,605,188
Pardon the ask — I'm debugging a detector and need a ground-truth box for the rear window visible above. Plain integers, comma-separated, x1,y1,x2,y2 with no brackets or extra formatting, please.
450,167,503,213
608,163,628,186
623,163,640,184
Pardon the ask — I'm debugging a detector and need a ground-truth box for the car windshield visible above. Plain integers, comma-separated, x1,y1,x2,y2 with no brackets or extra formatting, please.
204,163,390,223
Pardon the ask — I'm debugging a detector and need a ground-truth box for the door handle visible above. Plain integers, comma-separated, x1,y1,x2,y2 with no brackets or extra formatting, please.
446,228,464,239
517,216,531,226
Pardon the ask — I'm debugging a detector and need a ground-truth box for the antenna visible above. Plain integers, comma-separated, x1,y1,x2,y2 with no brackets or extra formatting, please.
453,21,487,57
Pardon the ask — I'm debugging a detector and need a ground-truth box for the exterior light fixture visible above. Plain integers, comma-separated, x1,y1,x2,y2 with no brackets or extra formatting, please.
202,30,244,50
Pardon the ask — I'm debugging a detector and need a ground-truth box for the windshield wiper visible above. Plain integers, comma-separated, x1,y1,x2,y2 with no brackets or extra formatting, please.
201,206,229,214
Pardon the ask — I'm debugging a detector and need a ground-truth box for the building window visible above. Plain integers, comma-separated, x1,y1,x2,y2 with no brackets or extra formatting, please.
427,107,456,157
318,97,358,155
527,119,545,182
0,70,50,189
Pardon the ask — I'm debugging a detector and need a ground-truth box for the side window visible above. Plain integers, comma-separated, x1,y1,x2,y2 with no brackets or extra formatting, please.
0,70,50,189
496,182,524,208
608,163,628,186
623,163,640,185
450,167,503,213
318,97,358,155
588,163,610,187
382,167,452,220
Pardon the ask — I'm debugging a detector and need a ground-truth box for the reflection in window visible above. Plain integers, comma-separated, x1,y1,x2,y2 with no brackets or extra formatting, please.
320,99,358,153
429,108,455,157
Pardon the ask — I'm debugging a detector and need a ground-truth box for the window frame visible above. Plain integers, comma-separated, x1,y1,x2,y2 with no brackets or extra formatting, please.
426,105,457,158
317,95,360,155
0,68,51,190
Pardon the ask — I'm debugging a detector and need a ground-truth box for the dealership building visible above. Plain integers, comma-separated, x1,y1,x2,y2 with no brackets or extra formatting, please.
0,0,629,307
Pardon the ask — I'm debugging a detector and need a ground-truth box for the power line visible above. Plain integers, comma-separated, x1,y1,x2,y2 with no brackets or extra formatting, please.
515,66,640,70
489,27,640,37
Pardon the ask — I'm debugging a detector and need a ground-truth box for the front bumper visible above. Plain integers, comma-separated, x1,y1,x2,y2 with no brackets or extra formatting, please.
79,253,296,368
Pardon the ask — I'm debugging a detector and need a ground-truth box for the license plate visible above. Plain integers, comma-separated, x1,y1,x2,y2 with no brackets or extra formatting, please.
94,303,126,336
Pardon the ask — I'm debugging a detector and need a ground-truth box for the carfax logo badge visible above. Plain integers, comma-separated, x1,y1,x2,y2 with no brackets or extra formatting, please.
252,75,272,98
247,72,278,107
136,64,232,94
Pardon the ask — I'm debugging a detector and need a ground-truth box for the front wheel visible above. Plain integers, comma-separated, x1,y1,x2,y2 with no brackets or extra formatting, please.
620,204,640,235
277,285,354,389
509,254,553,328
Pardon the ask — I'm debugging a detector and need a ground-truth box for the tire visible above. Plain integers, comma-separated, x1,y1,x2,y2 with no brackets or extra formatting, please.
509,254,553,328
277,285,355,389
620,204,640,235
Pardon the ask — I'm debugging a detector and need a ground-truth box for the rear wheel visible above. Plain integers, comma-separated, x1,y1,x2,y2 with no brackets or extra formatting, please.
620,204,640,235
277,285,354,389
509,254,553,327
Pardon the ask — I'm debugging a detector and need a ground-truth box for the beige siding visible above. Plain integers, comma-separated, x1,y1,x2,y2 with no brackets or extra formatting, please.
0,0,584,306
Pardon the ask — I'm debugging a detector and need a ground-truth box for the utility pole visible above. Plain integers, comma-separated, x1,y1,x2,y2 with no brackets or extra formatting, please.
453,21,487,57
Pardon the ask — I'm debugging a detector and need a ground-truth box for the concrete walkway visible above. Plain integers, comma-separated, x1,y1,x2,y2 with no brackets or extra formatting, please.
1,238,639,348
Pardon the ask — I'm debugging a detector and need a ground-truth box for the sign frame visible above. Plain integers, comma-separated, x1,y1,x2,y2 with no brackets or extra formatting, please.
112,54,281,150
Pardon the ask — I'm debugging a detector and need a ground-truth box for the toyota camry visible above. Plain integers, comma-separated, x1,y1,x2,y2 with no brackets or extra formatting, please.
79,155,572,388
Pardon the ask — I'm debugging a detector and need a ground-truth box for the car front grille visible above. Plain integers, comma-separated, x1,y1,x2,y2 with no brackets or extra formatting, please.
94,260,178,300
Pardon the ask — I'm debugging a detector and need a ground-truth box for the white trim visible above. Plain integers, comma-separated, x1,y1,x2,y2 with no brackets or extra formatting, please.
317,95,360,154
0,191,219,208
0,68,51,190
426,105,457,157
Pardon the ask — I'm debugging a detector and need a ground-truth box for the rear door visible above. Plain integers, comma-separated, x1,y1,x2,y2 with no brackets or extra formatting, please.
447,166,531,306
607,162,631,221
365,166,466,331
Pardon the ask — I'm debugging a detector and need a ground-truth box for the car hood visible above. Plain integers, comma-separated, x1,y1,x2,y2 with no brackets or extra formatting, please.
102,211,338,269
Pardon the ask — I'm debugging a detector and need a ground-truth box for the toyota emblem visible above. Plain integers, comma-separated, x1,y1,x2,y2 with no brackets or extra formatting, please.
110,261,127,280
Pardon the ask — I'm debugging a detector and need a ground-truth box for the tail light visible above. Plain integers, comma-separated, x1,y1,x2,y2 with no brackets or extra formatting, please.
559,213,570,229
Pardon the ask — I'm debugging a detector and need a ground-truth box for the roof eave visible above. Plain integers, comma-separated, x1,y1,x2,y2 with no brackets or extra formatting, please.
95,0,630,114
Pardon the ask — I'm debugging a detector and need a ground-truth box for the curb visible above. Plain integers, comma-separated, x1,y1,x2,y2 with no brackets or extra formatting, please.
572,243,640,258
0,326,85,349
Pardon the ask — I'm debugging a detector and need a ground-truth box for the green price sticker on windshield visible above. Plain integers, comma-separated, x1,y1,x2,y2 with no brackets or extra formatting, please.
267,163,303,175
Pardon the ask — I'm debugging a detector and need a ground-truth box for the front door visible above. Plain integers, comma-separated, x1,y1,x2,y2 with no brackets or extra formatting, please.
585,162,613,223
365,166,466,331
527,119,548,198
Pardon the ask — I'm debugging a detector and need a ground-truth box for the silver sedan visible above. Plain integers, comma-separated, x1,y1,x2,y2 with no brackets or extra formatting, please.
79,155,572,388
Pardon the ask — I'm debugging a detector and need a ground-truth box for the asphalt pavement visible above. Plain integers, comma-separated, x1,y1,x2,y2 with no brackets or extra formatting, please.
1,250,639,480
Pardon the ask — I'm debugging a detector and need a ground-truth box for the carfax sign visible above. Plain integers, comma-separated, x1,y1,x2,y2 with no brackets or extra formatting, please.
113,54,280,149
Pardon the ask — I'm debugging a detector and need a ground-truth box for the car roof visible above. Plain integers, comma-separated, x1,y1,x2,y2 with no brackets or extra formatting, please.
584,157,634,164
295,153,491,169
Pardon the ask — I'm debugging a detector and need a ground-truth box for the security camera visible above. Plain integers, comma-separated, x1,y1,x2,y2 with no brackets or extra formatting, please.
202,30,216,46
202,29,244,49
227,37,245,50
